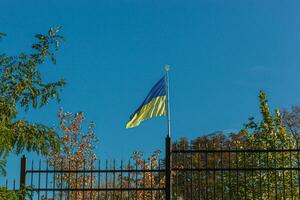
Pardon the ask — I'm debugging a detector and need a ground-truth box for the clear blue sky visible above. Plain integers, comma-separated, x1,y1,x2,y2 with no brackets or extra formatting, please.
1,0,300,186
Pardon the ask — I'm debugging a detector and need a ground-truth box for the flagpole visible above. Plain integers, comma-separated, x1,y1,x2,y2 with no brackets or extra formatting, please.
165,64,171,138
165,64,172,200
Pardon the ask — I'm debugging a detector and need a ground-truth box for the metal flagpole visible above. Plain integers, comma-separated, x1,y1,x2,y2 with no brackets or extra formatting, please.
165,64,171,138
164,64,172,200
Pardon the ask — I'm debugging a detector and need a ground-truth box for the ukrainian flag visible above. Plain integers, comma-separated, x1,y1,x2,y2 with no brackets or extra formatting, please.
126,76,167,128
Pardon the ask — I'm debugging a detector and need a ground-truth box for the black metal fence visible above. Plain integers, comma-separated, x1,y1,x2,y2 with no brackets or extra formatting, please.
21,157,166,200
2,136,300,200
172,145,300,200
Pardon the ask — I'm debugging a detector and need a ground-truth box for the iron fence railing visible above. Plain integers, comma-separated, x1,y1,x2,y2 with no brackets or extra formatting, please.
2,136,300,200
172,145,300,200
23,158,166,200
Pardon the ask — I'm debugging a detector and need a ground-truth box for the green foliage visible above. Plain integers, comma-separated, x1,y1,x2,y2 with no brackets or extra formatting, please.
0,187,32,200
241,90,295,149
0,187,19,200
0,27,65,111
173,91,300,199
0,27,65,176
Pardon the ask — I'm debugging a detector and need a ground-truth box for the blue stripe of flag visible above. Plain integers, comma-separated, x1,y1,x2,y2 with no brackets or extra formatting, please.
129,76,166,119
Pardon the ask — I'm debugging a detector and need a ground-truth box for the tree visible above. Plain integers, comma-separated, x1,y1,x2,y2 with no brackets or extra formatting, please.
282,105,300,135
237,91,297,199
0,27,65,176
172,91,299,199
122,150,165,200
47,109,98,200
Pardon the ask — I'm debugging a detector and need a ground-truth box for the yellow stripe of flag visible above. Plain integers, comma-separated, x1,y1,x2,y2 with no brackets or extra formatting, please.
126,76,167,128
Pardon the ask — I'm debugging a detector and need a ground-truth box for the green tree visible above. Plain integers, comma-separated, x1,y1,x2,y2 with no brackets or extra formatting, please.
0,27,65,176
172,91,299,200
238,91,297,200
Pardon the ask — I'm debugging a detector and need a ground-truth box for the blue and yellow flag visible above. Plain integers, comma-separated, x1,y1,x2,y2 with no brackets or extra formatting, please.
126,76,167,128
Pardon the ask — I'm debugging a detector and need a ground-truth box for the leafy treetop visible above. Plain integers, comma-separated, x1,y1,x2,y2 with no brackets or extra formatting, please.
0,27,65,176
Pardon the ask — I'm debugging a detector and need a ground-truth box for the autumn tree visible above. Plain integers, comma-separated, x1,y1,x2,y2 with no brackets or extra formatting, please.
99,150,165,200
0,27,65,176
127,150,164,200
47,109,98,200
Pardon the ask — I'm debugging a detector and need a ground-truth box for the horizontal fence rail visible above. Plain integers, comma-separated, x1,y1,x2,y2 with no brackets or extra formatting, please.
172,144,300,200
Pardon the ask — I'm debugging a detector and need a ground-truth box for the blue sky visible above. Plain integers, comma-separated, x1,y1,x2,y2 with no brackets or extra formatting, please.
1,0,300,186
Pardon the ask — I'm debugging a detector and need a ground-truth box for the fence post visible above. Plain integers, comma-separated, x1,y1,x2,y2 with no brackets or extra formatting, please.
165,135,172,200
20,155,26,200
